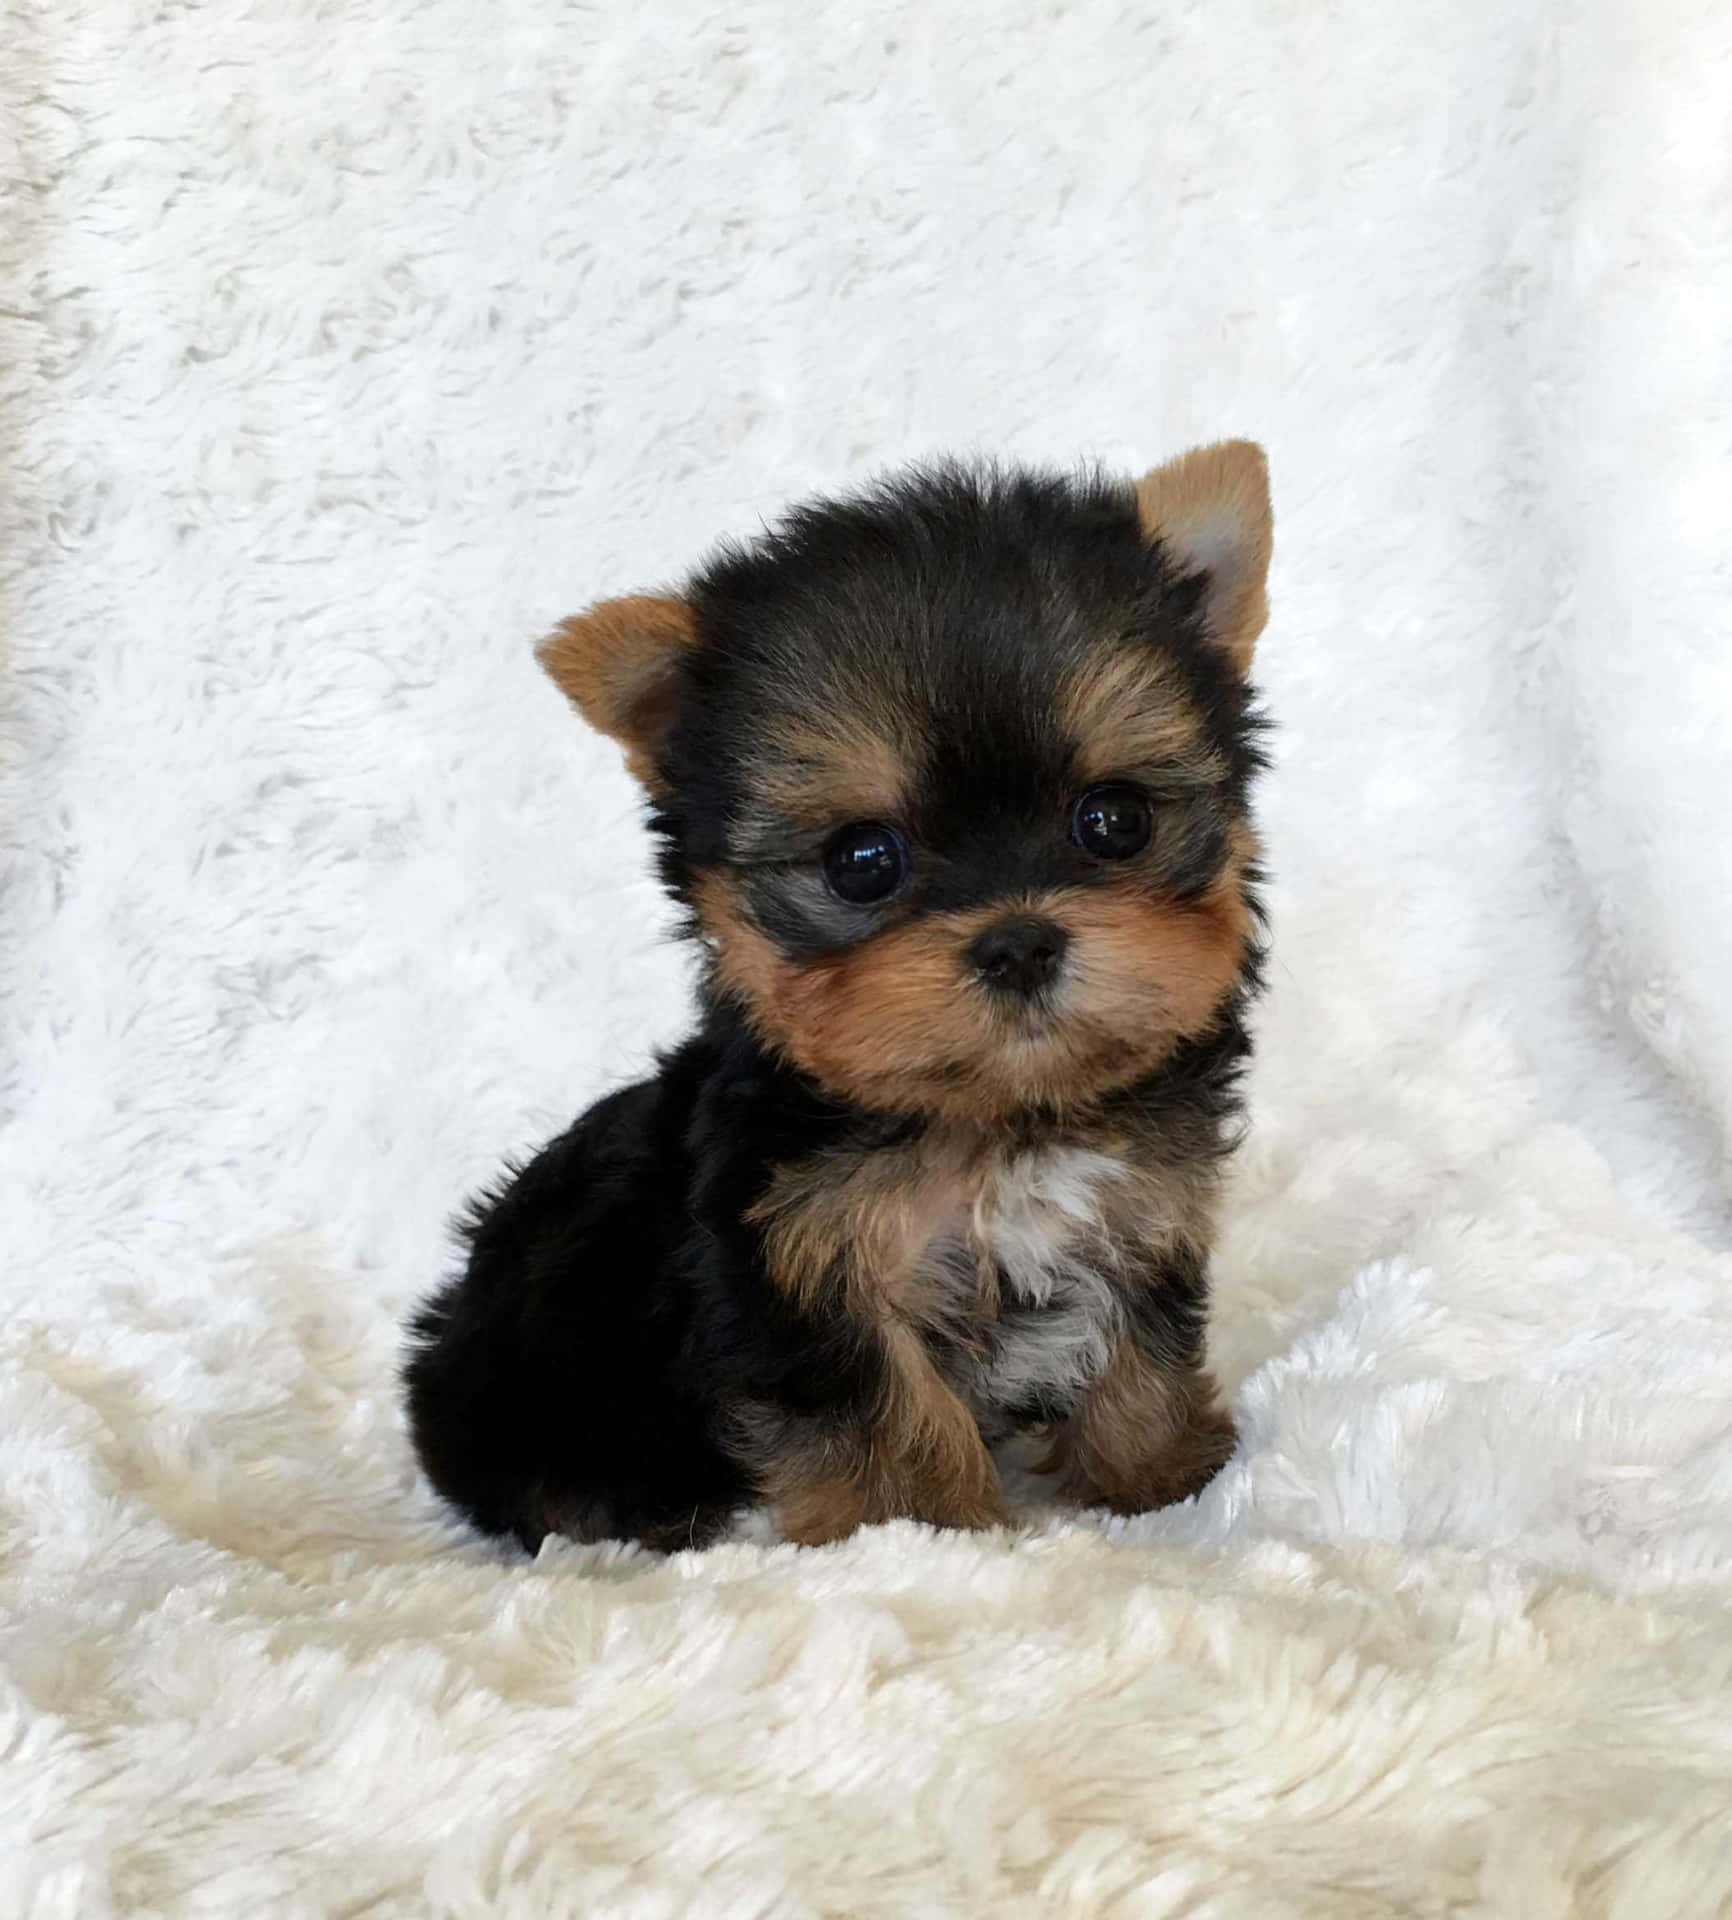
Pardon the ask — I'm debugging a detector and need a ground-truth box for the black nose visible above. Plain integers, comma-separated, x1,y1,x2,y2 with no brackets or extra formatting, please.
969,916,1070,998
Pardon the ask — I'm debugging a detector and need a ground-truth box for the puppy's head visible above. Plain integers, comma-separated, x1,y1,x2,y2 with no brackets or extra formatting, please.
540,442,1272,1122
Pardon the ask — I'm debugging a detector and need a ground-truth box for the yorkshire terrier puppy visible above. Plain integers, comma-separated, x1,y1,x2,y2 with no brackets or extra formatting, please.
403,440,1272,1552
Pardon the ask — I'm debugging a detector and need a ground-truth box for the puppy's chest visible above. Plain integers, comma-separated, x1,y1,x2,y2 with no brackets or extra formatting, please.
754,1127,1188,1427
915,1145,1134,1429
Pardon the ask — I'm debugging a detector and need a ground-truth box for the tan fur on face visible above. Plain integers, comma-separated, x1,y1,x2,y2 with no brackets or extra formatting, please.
696,832,1255,1122
740,712,914,849
1135,440,1273,676
1061,867,1252,1050
1060,646,1222,786
536,594,698,790
1042,1338,1236,1514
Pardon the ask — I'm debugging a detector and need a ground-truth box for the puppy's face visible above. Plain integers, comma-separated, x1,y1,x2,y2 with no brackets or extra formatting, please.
541,443,1271,1121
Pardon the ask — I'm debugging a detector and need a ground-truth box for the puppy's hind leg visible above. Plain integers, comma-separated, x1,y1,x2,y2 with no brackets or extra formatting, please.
401,1075,748,1552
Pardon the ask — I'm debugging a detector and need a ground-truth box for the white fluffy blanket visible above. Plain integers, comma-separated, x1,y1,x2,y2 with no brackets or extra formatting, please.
4,1,1731,1911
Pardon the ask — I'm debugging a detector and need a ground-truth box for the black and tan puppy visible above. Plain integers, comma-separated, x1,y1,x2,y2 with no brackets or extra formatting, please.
403,441,1272,1551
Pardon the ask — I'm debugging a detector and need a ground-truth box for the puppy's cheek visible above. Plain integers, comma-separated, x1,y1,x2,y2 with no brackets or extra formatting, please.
783,924,982,1094
691,873,790,1027
1062,884,1250,1043
693,873,982,1099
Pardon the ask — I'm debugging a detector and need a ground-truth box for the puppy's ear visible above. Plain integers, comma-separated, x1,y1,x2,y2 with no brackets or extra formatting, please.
536,594,699,790
1135,440,1272,675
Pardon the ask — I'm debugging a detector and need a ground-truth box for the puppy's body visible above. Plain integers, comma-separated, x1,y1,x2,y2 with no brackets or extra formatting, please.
405,446,1271,1550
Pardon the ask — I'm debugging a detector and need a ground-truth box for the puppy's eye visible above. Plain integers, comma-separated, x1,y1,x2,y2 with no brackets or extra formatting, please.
1072,784,1152,861
822,822,909,904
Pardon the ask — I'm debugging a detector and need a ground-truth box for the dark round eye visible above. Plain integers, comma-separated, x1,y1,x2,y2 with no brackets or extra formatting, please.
1072,784,1152,861
821,822,909,904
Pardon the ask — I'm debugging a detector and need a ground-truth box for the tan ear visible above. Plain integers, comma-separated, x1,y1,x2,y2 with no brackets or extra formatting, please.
1134,440,1273,674
535,594,699,790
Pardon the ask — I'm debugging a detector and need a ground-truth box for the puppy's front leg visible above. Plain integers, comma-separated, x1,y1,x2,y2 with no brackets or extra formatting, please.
765,1323,1007,1547
1046,1334,1237,1516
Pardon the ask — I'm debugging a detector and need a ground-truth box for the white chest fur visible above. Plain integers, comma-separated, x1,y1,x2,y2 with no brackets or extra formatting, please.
929,1145,1131,1429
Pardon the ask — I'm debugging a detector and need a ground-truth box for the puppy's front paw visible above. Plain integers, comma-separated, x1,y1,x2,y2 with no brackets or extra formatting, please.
911,1471,1010,1535
1048,1357,1239,1516
1128,1396,1237,1511
774,1455,1008,1546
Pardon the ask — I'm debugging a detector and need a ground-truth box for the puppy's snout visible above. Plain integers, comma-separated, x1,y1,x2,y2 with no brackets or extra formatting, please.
968,916,1070,998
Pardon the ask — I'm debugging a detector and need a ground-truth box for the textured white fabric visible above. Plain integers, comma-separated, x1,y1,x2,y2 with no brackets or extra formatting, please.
4,1,1731,1911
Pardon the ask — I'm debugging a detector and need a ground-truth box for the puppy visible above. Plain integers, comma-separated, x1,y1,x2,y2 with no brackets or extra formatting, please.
403,441,1272,1552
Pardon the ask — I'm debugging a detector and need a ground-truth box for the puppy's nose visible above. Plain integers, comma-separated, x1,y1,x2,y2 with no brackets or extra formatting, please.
969,916,1070,998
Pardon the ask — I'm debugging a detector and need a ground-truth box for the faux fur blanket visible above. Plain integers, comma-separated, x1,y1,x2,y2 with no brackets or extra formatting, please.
3,1,1730,1911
